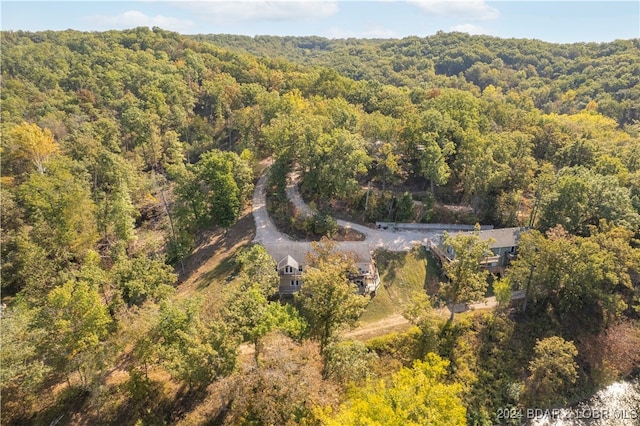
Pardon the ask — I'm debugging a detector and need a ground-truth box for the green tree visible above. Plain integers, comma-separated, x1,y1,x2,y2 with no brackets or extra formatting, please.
196,151,242,227
404,291,440,355
440,231,493,320
493,277,513,307
539,167,639,235
235,244,280,297
155,299,237,388
323,340,378,385
318,353,466,426
295,240,368,351
174,149,253,233
454,131,504,216
173,166,207,232
224,284,306,364
92,151,137,247
395,192,415,222
37,281,112,387
507,225,637,328
0,303,51,419
375,142,402,192
1,226,58,300
113,254,176,307
261,90,323,160
528,162,556,228
296,265,368,352
301,129,371,200
420,136,452,195
18,157,98,265
361,111,398,145
526,336,578,406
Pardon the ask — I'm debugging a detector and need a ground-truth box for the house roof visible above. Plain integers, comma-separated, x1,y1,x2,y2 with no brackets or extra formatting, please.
262,242,373,268
278,255,299,270
460,227,528,248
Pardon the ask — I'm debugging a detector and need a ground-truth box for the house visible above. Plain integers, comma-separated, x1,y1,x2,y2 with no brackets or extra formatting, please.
262,242,381,296
429,227,528,275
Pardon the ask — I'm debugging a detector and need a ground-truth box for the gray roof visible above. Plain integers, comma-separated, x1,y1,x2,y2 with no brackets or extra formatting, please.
460,227,527,248
262,241,373,267
278,255,299,270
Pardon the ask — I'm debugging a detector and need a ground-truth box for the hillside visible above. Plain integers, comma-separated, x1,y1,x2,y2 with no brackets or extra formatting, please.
201,33,640,125
1,28,639,425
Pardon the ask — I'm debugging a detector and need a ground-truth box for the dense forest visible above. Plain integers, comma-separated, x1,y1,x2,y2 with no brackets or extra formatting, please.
203,33,640,126
1,27,639,425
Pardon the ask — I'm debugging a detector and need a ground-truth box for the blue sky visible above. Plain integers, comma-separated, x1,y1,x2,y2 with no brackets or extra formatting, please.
2,1,639,43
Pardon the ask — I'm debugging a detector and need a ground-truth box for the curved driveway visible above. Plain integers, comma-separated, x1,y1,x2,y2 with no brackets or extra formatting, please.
252,172,292,244
281,172,442,252
252,171,506,320
253,170,440,251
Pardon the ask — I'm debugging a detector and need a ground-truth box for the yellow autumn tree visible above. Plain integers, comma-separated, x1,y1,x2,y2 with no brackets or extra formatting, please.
5,122,60,174
317,353,466,426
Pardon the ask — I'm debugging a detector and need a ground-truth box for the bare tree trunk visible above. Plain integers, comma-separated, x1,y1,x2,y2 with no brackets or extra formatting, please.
364,182,371,211
156,172,185,274
382,168,387,192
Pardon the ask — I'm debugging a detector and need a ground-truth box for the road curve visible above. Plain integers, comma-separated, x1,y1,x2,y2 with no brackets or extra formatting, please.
252,172,292,244
285,171,441,252
252,170,507,328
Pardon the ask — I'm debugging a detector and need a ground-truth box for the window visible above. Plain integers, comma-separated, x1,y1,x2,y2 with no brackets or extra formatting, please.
299,265,303,272
290,280,295,286
285,266,293,274
295,280,300,286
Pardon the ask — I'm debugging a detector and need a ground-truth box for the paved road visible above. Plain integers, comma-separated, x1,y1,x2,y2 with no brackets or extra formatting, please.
285,171,441,252
252,170,515,328
285,172,315,217
252,172,292,244
255,171,438,250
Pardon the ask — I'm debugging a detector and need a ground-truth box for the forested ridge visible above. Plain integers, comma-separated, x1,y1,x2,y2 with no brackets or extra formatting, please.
1,27,639,425
202,32,640,125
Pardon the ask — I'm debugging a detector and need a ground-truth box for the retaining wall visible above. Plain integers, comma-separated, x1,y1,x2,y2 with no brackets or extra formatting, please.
375,222,494,232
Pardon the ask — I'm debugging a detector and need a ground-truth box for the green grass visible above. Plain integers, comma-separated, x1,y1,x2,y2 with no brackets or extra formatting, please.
360,246,443,323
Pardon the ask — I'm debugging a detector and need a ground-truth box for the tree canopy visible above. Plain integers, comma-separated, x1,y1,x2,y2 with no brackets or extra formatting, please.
1,27,639,424
318,353,466,426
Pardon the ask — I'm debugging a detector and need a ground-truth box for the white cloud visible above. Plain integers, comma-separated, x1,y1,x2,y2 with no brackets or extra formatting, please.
326,26,397,39
450,23,489,35
178,1,339,23
83,10,196,32
408,0,499,20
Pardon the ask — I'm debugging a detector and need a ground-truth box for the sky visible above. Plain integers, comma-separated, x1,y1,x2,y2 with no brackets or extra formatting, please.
2,1,639,43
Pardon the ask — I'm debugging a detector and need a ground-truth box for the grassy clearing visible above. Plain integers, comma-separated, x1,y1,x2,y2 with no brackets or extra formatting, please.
360,246,442,323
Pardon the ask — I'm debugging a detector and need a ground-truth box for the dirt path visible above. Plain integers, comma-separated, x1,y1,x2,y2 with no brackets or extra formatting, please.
343,297,501,341
343,313,413,340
